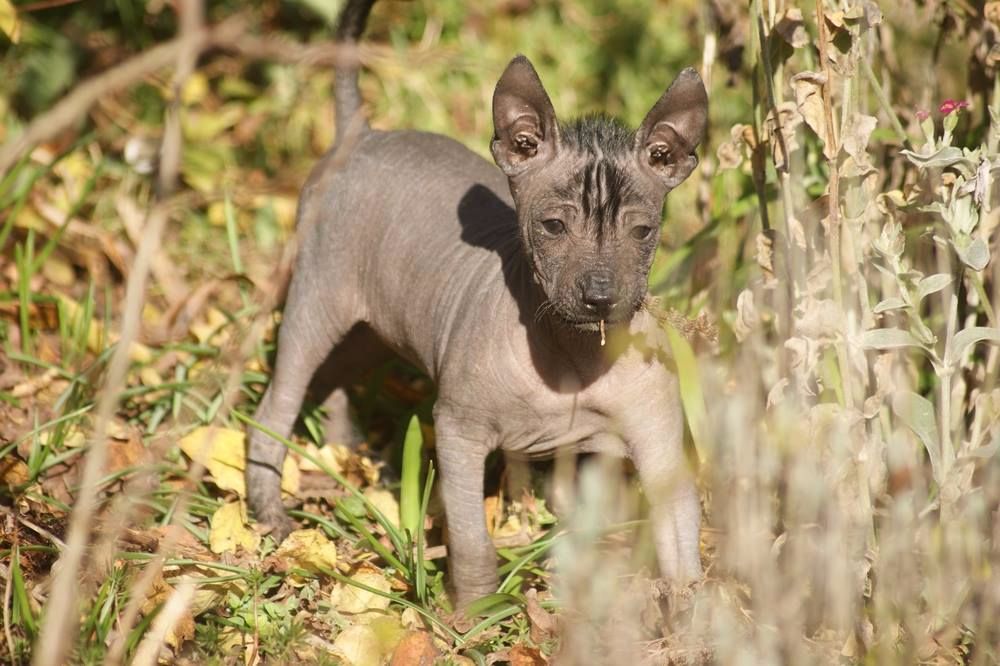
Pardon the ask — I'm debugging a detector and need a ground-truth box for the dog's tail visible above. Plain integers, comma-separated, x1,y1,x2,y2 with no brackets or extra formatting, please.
333,0,376,142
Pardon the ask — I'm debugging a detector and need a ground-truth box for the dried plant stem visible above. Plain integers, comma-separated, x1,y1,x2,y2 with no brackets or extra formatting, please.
752,0,799,374
970,271,998,328
812,0,857,411
940,291,959,484
860,57,909,147
31,2,204,664
2,560,14,666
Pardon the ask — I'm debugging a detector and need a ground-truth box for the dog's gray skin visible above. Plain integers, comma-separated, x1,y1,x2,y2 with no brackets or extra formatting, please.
247,0,708,610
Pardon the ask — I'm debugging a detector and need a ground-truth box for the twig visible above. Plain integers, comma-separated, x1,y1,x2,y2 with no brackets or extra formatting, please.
814,0,855,411
860,57,910,148
0,505,67,550
1,558,14,666
30,2,205,664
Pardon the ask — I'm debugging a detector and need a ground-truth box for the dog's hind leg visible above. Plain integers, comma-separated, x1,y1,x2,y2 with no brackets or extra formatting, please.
308,323,394,448
246,271,360,540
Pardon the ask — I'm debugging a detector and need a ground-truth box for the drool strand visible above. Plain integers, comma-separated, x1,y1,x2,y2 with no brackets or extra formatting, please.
599,319,606,347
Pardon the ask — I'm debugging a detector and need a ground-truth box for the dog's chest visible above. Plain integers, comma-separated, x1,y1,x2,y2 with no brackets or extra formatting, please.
488,354,660,459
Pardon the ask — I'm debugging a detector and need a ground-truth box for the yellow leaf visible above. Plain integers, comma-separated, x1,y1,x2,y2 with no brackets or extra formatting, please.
0,458,29,486
0,0,20,43
190,307,230,345
178,426,300,497
41,254,75,287
331,570,392,615
207,201,227,227
252,194,298,230
209,501,260,554
333,625,382,666
299,442,346,474
363,488,399,529
275,528,338,572
495,514,522,539
139,366,164,388
181,72,209,106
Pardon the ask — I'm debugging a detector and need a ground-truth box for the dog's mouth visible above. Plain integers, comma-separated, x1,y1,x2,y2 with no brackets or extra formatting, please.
557,305,638,332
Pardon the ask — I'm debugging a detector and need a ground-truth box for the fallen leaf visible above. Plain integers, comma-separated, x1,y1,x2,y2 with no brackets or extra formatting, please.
40,252,75,287
177,426,299,497
106,429,150,475
508,645,548,665
333,625,381,666
0,457,29,486
363,488,400,529
525,588,556,644
331,568,392,615
209,500,260,554
389,631,440,666
274,528,338,575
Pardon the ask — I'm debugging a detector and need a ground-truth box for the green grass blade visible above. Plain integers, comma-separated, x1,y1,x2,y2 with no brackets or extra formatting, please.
400,414,424,539
11,543,38,636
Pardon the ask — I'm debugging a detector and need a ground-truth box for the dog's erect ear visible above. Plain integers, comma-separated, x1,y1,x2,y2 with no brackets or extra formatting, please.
635,68,708,192
491,55,559,176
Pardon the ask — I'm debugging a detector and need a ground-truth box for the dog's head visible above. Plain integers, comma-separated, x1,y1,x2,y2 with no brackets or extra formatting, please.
491,56,707,330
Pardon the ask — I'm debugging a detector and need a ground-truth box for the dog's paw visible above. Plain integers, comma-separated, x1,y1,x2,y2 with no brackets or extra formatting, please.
252,505,296,543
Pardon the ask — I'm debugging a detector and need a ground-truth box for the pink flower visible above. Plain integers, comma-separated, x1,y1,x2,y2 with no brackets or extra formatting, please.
916,109,930,121
938,99,969,116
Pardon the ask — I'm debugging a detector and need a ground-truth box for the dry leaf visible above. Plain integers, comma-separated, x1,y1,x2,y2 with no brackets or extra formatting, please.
764,101,802,170
363,488,400,529
177,426,299,497
525,588,556,644
274,528,338,574
791,71,832,158
775,8,808,49
508,645,548,666
716,123,753,170
389,630,440,666
842,114,877,160
755,232,777,286
734,289,760,343
331,569,392,615
0,457,29,486
209,501,261,554
987,1,1000,25
333,625,382,666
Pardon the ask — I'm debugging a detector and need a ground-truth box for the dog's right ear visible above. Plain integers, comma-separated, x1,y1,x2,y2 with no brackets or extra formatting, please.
491,55,559,177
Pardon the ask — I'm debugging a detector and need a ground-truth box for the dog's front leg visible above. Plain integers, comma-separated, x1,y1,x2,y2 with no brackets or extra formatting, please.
434,412,499,609
627,392,702,583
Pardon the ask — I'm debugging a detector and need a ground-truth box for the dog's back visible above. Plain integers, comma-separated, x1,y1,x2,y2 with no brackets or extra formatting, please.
294,128,523,375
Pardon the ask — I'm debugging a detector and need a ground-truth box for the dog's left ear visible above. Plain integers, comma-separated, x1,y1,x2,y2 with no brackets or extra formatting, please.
491,55,560,177
635,68,708,192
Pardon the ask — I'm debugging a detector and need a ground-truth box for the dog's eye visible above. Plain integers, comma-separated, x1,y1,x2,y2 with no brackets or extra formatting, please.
630,225,655,241
540,219,566,236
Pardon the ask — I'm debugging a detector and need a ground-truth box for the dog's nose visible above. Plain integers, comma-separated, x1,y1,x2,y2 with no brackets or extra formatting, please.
580,272,618,315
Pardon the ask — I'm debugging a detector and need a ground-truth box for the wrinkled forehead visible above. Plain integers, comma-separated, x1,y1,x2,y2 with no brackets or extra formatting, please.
554,117,661,210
